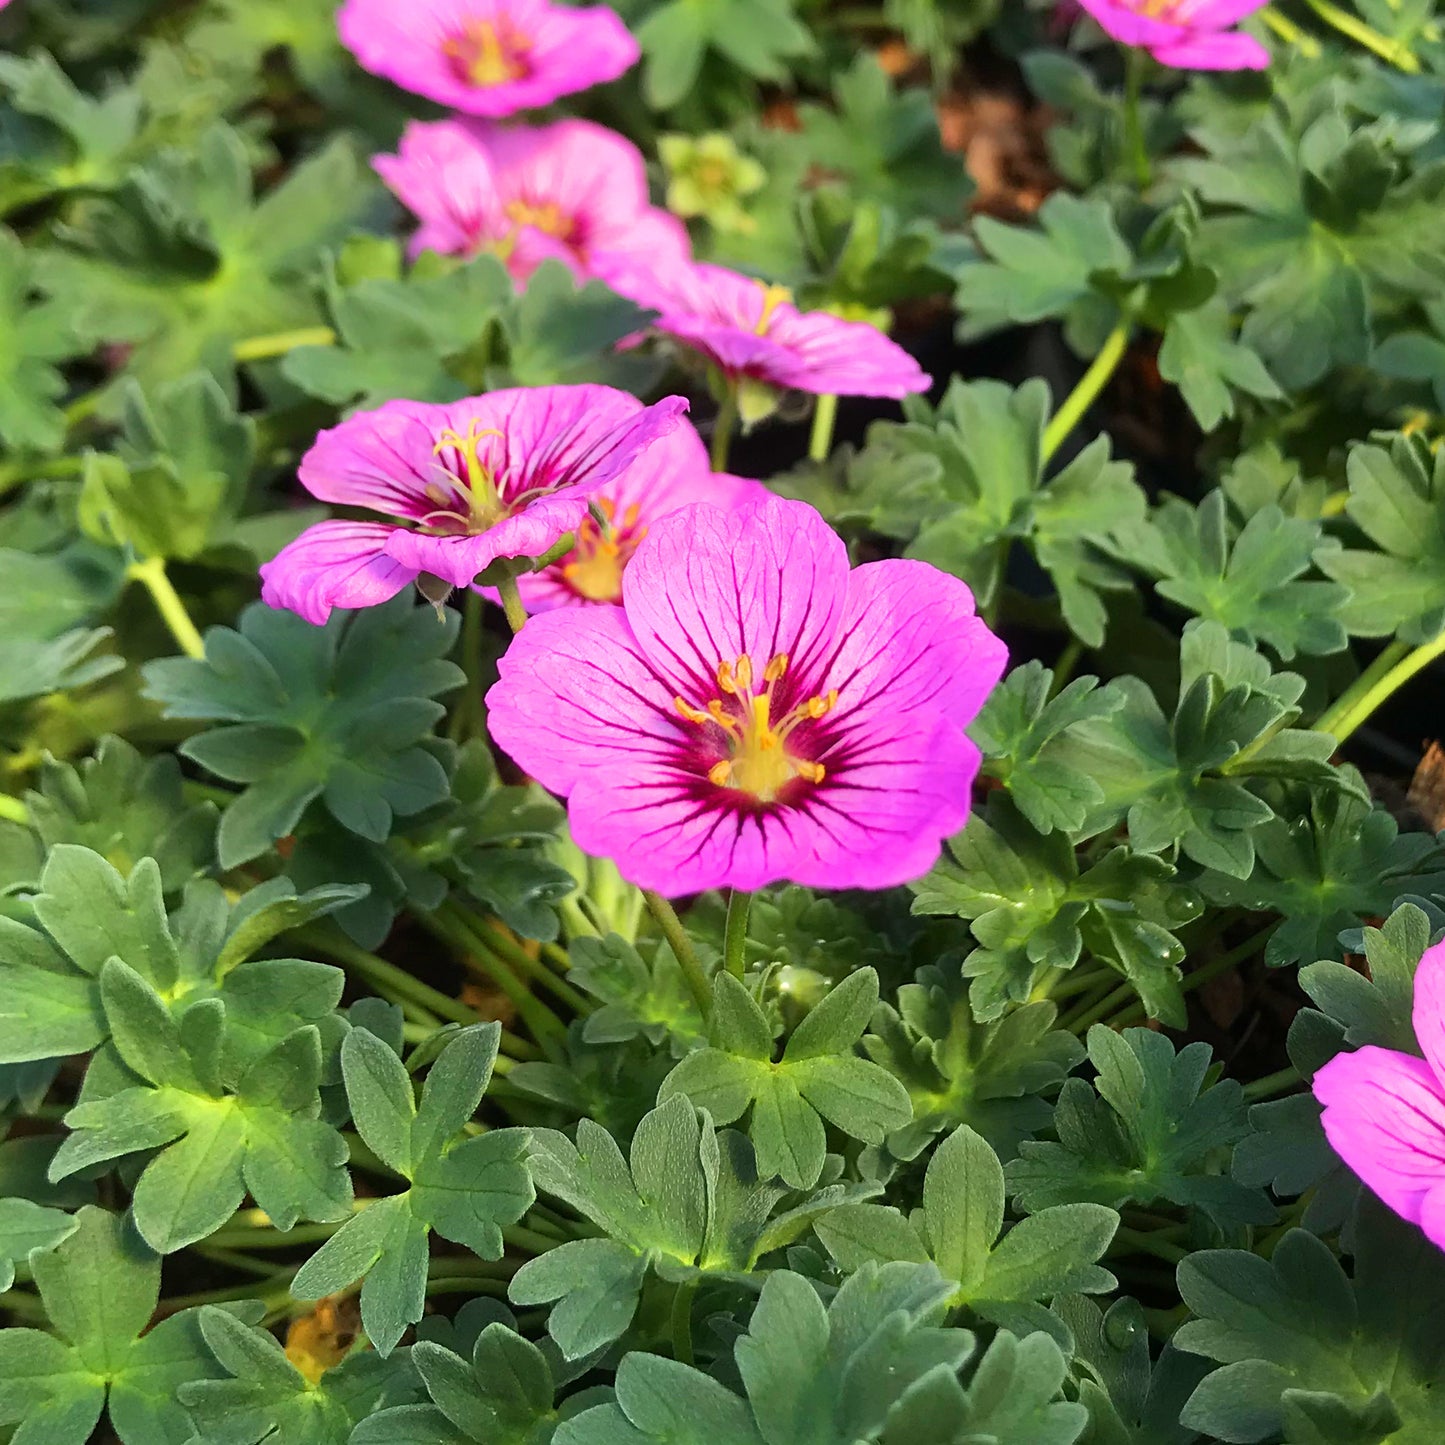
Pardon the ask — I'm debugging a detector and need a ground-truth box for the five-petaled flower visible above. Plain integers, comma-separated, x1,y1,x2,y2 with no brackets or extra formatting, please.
1314,938,1445,1251
338,0,639,115
260,385,686,626
485,496,1006,896
492,417,765,612
616,260,931,401
374,118,691,286
1074,0,1270,70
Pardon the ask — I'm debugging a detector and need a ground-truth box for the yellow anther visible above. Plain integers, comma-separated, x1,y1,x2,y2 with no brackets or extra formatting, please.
675,697,713,726
432,420,505,530
674,649,834,801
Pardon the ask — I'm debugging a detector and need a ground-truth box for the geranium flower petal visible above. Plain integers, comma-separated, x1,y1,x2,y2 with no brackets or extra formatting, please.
485,605,688,795
820,557,1008,728
1413,940,1445,1088
384,493,593,587
1151,30,1270,68
259,521,418,626
299,399,468,519
622,497,852,701
339,0,637,117
1315,1047,1445,1224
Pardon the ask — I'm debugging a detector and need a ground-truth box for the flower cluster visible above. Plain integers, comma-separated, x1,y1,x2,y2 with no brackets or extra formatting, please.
259,385,687,624
343,0,927,407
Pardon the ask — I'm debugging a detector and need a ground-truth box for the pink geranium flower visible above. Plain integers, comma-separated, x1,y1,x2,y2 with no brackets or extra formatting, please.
337,0,638,116
374,118,691,286
500,417,765,612
485,496,1006,895
260,386,686,626
1074,0,1270,70
1313,939,1445,1250
616,261,930,399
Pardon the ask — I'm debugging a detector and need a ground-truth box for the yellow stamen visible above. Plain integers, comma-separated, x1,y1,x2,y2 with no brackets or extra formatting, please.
432,421,505,530
674,650,834,802
443,21,530,87
505,199,577,243
753,283,792,336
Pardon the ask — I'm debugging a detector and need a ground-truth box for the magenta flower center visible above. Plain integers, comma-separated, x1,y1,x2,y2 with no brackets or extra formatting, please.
442,20,532,87
560,499,645,602
423,419,508,534
674,652,836,803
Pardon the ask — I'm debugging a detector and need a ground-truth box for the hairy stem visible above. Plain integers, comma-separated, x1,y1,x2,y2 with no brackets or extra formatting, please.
808,393,839,463
1041,321,1131,463
1315,632,1445,743
1122,48,1151,189
723,889,752,981
1299,0,1420,70
232,326,337,363
497,575,528,634
127,556,205,659
711,388,738,472
643,890,712,1016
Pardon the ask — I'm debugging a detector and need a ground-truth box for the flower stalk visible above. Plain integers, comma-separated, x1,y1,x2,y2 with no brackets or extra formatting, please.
127,555,206,659
723,888,752,980
1041,321,1132,463
1315,631,1445,744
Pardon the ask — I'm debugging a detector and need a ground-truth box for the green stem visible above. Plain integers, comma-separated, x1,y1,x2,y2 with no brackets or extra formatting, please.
1315,632,1445,744
723,889,752,981
0,793,26,825
1315,641,1409,740
451,905,591,1014
503,1222,568,1255
808,393,839,463
295,923,534,1061
1242,1065,1302,1103
1051,639,1084,694
232,326,337,363
497,575,528,634
710,388,738,472
425,1275,512,1299
1063,980,1134,1035
194,1245,290,1278
1046,966,1119,1004
1183,925,1275,996
1113,1226,1189,1265
1299,0,1420,70
670,1277,699,1365
1262,4,1322,55
425,907,568,1048
642,890,712,1017
449,589,485,741
1041,322,1131,463
127,555,205,659
1122,48,1151,190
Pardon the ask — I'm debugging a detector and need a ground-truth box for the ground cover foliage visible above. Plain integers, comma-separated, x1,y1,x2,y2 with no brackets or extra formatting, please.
1,0,1445,1442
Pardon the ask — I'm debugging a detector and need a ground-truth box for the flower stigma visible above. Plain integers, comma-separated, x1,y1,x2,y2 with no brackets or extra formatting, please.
752,283,792,336
429,420,506,532
443,20,531,87
675,652,836,801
